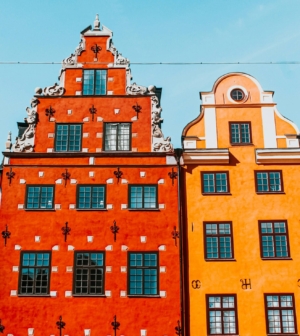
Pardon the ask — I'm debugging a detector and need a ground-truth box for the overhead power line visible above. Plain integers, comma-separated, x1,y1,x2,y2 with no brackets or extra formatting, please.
0,61,300,65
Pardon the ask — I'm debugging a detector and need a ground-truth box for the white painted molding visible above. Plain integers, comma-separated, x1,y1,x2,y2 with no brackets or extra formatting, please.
107,204,113,209
114,109,120,114
47,148,54,153
183,140,196,149
160,290,166,298
55,179,62,184
4,157,9,165
158,245,166,251
183,149,230,164
89,157,95,165
108,77,114,82
121,245,128,251
76,77,82,82
105,290,111,297
141,330,147,336
120,266,127,273
121,204,127,209
69,204,75,209
87,236,94,243
52,266,58,272
159,204,165,209
96,132,103,138
132,147,138,152
70,179,77,184
84,330,91,336
97,116,103,122
261,107,277,148
106,178,113,184
19,179,26,184
17,204,24,209
96,148,102,152
15,245,22,250
160,266,166,273
35,236,41,243
52,245,59,251
107,91,113,95
83,117,89,122
140,171,146,177
12,266,19,272
83,133,89,138
48,133,54,138
50,291,57,297
66,266,73,272
256,148,300,164
55,204,61,210
76,91,82,95
132,133,138,138
106,266,112,272
65,291,72,297
28,328,34,336
82,148,89,152
50,117,55,122
10,290,17,296
105,245,113,251
121,179,128,184
158,179,164,184
204,107,218,148
131,116,138,121
89,171,95,177
68,245,75,251
67,109,72,115
120,291,127,297
38,171,44,177
140,236,147,243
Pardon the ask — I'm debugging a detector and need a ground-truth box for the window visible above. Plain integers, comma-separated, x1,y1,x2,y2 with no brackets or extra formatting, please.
230,89,244,101
229,122,251,144
265,294,297,334
201,172,229,194
19,252,51,295
129,185,158,209
259,221,290,259
207,295,238,335
77,185,106,209
73,252,105,295
204,222,234,260
128,252,158,296
55,124,82,152
26,185,54,209
83,69,107,95
255,171,283,193
104,123,131,151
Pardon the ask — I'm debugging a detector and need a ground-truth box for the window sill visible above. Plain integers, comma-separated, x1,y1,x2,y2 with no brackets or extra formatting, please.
230,143,254,146
267,334,298,336
256,192,285,195
24,209,55,211
75,208,107,211
261,257,292,261
128,208,160,211
72,294,106,297
202,193,231,196
17,294,51,297
127,295,161,298
102,150,132,153
205,258,236,262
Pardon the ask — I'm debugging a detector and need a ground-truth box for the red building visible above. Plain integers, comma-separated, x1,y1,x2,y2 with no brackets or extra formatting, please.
0,15,182,336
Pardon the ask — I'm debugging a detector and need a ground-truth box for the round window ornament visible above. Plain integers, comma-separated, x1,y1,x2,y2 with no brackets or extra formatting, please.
230,89,245,101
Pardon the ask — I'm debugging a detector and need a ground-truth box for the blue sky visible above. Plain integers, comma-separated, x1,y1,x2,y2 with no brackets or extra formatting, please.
1,0,300,148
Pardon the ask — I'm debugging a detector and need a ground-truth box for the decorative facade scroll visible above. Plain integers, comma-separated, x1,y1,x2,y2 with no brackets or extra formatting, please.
126,83,148,95
43,83,65,96
151,96,174,153
116,53,130,66
62,53,76,66
12,98,39,153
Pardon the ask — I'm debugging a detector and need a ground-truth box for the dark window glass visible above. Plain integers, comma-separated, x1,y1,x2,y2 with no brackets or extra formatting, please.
77,185,106,209
256,171,283,193
129,252,158,295
205,223,233,259
26,185,54,209
129,185,157,209
83,70,107,95
202,172,229,194
230,122,251,144
19,252,51,295
104,123,131,151
55,124,82,152
230,89,244,101
265,294,297,334
74,252,105,295
207,295,238,335
259,221,290,258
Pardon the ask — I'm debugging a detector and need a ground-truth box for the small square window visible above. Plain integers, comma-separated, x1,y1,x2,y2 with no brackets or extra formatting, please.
259,221,290,259
229,122,252,145
128,252,158,296
201,172,230,194
76,185,106,209
73,252,105,295
265,294,297,334
104,123,131,151
206,294,239,335
83,70,107,95
204,222,234,260
255,171,283,193
55,124,82,152
129,185,158,209
19,251,51,295
26,185,54,209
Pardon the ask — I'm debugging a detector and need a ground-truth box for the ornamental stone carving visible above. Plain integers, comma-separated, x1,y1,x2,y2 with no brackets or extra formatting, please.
75,39,85,56
12,98,39,153
126,83,148,95
116,53,130,66
151,95,174,153
43,83,65,96
62,53,76,66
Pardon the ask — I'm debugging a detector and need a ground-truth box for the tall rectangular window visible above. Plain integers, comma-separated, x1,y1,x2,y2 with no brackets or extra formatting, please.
73,252,105,295
204,222,233,260
255,171,283,193
77,185,106,209
128,252,158,296
55,124,82,152
229,122,251,144
83,70,107,95
259,221,290,258
19,252,51,295
265,294,297,334
207,295,238,335
104,123,131,151
201,172,229,194
129,185,158,209
26,185,54,209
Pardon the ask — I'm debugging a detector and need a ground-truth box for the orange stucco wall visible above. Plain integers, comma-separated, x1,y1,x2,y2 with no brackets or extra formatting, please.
183,73,300,335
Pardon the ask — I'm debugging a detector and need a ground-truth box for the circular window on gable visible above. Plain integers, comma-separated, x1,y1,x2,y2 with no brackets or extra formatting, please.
230,89,244,101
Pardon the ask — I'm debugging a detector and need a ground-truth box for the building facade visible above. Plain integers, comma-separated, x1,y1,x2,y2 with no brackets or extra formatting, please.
0,16,182,336
182,72,300,335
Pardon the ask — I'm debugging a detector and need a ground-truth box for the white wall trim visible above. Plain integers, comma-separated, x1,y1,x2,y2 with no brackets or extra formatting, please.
261,107,277,148
204,107,218,148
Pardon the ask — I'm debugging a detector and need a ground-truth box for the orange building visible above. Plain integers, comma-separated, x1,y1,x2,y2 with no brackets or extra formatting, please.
0,16,182,336
182,72,300,335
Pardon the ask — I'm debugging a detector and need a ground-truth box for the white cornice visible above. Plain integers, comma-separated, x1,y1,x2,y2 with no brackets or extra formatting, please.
183,149,230,164
256,148,300,164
